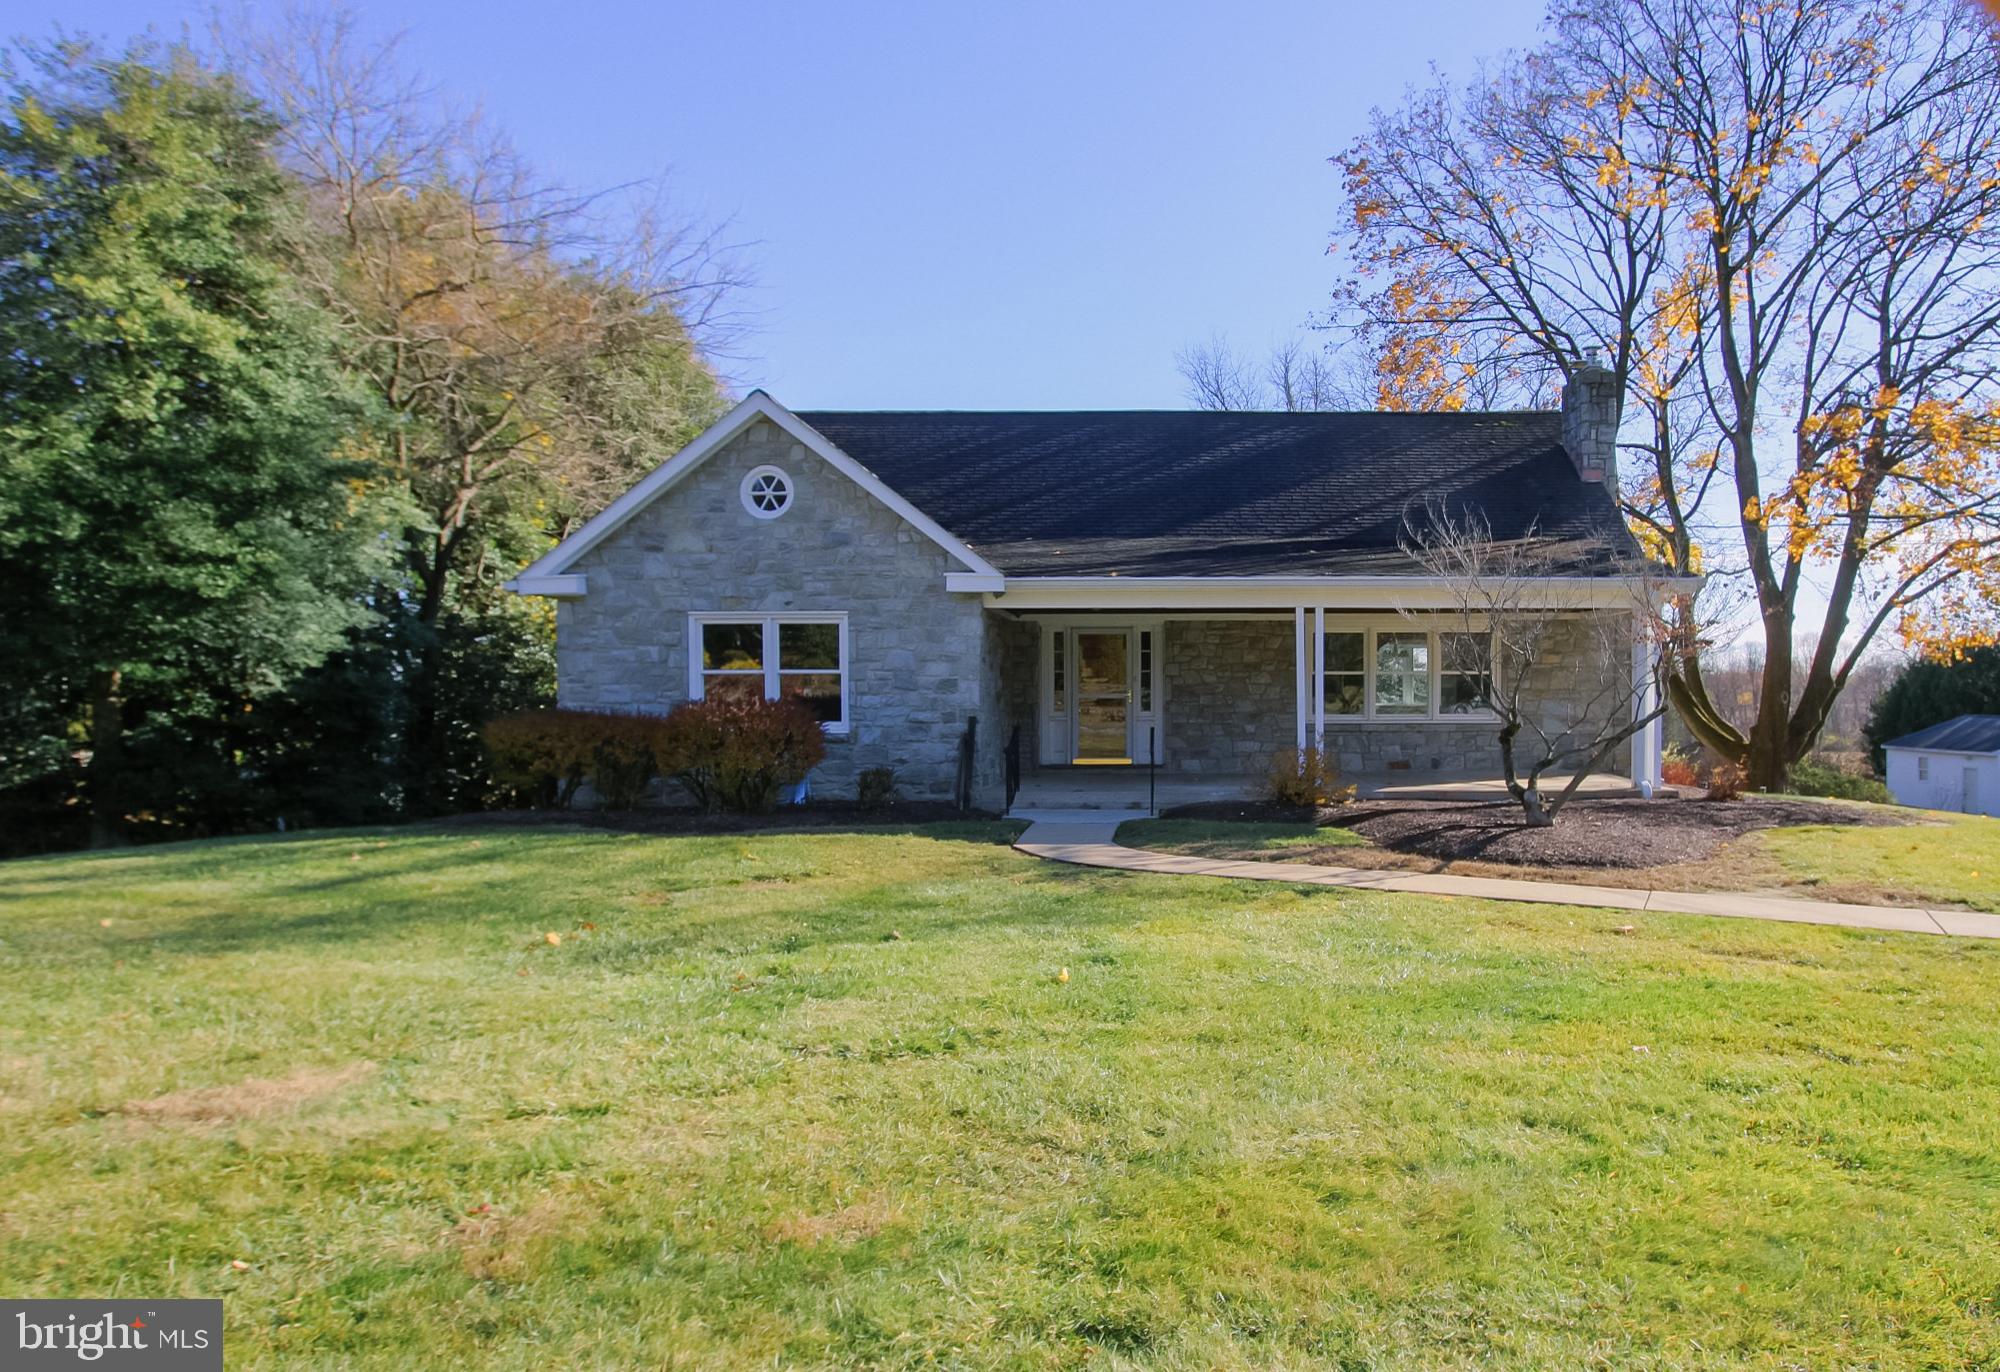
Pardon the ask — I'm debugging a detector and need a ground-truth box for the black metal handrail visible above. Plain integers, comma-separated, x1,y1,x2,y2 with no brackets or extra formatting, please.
1004,724,1022,811
955,715,977,811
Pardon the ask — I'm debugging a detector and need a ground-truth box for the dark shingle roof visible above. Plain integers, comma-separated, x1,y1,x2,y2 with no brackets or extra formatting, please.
1884,714,2000,754
795,409,1640,577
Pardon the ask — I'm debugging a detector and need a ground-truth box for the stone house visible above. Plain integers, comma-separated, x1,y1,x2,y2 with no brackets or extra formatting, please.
510,366,1674,811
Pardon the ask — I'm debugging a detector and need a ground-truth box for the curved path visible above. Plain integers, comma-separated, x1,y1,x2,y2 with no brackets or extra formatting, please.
1013,811,2000,940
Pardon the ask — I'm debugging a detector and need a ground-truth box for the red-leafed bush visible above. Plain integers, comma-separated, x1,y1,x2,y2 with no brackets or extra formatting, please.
1661,745,1700,788
484,708,669,809
587,712,669,809
654,695,827,813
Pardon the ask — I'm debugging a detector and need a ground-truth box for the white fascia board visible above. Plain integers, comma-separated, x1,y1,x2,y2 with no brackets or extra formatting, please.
504,574,587,598
509,392,1002,594
978,575,1684,612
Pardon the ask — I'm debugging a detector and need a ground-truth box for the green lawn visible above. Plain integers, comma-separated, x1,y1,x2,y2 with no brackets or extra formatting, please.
2,823,1998,1369
1754,810,2000,913
1122,805,2000,914
1116,817,1363,856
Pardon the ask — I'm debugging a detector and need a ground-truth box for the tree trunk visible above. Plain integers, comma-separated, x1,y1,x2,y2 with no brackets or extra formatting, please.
86,669,128,849
1745,608,1795,792
402,538,458,817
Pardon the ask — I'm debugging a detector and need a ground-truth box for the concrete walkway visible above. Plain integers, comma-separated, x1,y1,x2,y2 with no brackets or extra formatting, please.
1012,812,2000,940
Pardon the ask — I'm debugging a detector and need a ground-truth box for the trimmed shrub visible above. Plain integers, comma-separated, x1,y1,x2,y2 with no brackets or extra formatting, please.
857,767,897,808
588,713,666,809
654,695,827,814
1787,759,1892,804
483,709,594,808
1265,746,1353,807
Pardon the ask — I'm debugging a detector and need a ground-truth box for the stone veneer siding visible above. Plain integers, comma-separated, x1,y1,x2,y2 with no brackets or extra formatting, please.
1157,615,1632,777
1162,621,1296,774
993,616,1040,773
555,417,1004,807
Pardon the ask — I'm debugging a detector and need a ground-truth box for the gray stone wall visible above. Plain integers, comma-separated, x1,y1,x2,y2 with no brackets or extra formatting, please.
1156,615,1632,778
993,616,1040,772
1162,620,1297,774
555,416,1001,806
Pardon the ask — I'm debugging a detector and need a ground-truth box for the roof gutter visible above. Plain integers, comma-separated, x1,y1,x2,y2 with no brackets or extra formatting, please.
955,572,1702,611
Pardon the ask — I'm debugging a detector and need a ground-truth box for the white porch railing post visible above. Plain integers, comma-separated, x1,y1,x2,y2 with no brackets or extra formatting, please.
1294,606,1308,753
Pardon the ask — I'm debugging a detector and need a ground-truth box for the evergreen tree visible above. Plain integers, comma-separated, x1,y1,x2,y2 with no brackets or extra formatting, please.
0,43,383,845
1865,648,2000,773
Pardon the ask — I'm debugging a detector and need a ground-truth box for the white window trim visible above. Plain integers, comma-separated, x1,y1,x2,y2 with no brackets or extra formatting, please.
1315,620,1499,725
687,611,850,735
739,464,794,520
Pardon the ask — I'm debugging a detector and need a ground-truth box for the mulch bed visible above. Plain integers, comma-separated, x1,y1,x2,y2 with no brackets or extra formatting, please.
443,800,1005,837
1160,795,1911,870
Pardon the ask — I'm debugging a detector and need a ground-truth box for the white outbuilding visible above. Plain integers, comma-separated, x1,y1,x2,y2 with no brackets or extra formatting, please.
1881,714,2000,816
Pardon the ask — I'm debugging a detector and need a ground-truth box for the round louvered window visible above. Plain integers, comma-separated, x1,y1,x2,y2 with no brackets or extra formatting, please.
740,465,793,519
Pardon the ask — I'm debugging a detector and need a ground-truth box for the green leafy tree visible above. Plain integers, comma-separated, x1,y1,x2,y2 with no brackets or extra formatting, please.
0,42,384,845
1865,648,2000,773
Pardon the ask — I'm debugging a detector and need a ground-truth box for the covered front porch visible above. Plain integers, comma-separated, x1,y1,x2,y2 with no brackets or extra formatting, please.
989,591,1664,816
1006,764,1648,814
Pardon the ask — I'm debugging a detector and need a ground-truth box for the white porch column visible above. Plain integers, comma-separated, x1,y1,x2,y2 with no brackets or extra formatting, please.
1312,606,1326,749
1294,606,1309,752
1630,636,1661,796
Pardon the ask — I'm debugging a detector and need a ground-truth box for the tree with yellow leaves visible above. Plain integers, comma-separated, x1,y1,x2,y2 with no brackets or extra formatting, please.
224,11,742,809
1333,0,2000,791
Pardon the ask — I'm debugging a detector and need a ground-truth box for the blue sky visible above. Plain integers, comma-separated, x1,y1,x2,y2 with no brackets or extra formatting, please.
17,0,1549,408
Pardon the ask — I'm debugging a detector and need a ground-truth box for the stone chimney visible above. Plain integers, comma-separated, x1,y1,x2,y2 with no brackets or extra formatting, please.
1560,354,1621,485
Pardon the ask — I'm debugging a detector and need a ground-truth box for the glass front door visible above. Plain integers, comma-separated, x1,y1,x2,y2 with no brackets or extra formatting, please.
1073,630,1132,762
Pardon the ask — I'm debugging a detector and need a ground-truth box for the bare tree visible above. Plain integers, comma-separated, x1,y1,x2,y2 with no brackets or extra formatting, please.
1175,334,1263,410
1403,500,1672,826
1176,333,1368,410
1266,337,1342,411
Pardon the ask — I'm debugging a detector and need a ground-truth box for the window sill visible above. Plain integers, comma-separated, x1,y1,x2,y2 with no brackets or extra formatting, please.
1321,714,1500,726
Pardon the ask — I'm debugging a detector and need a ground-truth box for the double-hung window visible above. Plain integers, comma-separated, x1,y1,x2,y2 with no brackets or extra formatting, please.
691,613,849,732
